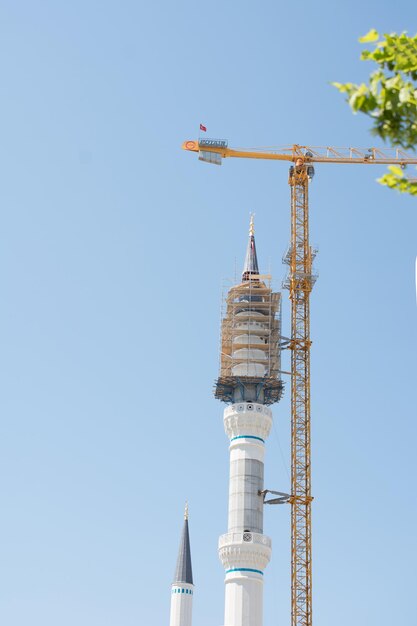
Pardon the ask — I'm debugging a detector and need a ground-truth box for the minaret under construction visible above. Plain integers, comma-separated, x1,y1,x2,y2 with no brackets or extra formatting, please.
169,504,194,626
216,216,283,626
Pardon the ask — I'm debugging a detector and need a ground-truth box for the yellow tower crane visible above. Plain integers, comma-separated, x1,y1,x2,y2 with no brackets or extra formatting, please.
182,138,417,626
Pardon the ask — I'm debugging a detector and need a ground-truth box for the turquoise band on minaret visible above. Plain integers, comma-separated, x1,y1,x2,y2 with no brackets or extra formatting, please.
226,568,264,576
230,435,265,443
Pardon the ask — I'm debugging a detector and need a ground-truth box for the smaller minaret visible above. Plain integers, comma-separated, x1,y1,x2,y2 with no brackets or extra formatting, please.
169,504,194,626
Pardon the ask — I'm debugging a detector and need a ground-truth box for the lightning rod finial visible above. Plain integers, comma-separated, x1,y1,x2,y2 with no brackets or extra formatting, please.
249,213,255,236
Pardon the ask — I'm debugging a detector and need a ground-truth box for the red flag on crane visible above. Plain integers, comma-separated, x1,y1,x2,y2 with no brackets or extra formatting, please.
200,123,207,132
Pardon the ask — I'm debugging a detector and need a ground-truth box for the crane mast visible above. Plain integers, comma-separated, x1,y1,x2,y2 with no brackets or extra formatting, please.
285,163,315,626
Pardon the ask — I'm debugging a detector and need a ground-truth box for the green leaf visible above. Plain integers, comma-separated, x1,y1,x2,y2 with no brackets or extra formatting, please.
399,86,411,103
377,169,417,195
359,29,379,43
331,81,355,95
387,165,404,177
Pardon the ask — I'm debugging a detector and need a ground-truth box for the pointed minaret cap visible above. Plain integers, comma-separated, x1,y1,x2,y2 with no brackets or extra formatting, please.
242,214,260,281
173,503,193,585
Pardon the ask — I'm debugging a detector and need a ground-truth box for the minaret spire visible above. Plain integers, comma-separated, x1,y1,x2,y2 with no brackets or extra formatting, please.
169,505,194,626
242,213,259,281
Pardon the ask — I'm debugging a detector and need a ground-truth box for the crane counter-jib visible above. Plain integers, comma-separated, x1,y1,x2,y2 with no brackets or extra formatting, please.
182,139,417,165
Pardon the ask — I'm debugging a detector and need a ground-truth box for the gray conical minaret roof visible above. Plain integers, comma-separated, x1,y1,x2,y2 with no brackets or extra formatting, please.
242,215,259,281
173,503,193,585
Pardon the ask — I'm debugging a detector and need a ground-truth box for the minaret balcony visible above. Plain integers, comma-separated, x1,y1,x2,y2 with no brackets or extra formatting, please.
218,531,272,571
224,402,272,441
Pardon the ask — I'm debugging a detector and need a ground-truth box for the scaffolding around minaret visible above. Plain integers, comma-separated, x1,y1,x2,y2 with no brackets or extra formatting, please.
214,274,283,405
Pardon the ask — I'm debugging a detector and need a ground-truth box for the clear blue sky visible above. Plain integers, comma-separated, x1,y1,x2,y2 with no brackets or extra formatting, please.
0,2,416,625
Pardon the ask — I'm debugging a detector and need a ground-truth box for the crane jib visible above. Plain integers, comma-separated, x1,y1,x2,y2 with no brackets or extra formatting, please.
183,139,417,165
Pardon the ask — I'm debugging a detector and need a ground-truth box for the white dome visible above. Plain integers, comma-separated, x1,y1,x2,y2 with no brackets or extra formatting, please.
235,311,265,318
232,348,267,361
235,321,268,333
232,363,266,377
233,334,264,345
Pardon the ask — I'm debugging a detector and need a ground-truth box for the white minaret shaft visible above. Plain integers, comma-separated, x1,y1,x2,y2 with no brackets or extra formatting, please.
170,505,194,626
218,403,272,626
